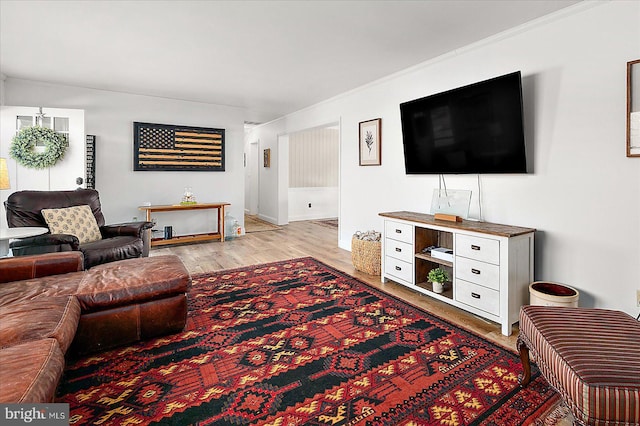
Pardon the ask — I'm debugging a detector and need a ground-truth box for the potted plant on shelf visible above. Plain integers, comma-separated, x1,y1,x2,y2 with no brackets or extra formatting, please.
428,268,449,294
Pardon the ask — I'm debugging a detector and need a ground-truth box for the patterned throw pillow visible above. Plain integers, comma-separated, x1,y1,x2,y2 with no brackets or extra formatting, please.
41,205,102,244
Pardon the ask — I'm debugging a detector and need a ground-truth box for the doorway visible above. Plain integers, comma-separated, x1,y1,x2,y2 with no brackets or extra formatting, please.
1,106,85,192
0,106,85,229
243,121,340,231
245,140,259,215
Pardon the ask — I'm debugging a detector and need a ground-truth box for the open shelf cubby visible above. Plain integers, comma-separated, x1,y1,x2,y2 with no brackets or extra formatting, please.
415,280,454,300
415,227,454,300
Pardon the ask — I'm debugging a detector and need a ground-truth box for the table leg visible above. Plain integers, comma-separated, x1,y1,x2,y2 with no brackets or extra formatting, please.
517,336,532,387
219,205,225,242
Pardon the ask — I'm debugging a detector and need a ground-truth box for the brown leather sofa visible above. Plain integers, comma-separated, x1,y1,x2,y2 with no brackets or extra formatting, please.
5,189,153,269
0,252,190,403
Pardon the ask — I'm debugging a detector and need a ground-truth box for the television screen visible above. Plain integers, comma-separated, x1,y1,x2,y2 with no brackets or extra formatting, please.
400,71,527,174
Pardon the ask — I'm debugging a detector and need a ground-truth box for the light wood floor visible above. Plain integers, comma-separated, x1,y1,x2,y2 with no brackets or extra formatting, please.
150,220,519,350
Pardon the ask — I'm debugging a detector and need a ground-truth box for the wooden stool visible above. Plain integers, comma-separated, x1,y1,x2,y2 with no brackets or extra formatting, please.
517,305,640,426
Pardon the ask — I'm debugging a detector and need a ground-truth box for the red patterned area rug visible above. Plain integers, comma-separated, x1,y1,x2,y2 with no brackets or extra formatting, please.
530,398,574,426
57,257,558,425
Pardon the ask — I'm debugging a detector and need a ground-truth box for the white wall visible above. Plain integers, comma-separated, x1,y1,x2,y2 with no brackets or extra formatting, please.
247,2,640,316
0,74,6,106
289,187,339,221
289,127,339,187
4,79,246,235
288,126,339,221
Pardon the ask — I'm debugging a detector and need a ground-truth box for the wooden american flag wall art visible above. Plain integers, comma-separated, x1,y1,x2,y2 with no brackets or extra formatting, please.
133,122,225,171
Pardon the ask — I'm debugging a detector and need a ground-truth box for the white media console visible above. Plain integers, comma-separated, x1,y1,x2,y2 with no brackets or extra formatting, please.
380,211,535,336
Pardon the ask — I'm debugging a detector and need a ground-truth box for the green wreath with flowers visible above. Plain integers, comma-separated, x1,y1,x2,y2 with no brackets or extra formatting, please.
9,126,68,169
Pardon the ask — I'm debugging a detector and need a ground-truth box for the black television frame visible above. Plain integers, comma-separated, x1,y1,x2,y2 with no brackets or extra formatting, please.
400,71,527,175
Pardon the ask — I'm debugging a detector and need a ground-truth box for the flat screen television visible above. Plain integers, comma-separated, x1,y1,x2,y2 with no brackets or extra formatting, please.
400,71,527,174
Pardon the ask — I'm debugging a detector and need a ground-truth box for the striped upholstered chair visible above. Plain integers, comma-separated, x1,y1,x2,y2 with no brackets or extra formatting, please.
517,305,640,426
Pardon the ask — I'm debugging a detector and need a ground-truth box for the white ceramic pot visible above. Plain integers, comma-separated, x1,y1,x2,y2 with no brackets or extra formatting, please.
529,281,579,307
432,282,444,294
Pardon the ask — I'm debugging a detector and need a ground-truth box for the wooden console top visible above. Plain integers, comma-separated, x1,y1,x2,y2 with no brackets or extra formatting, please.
379,211,535,237
139,202,230,212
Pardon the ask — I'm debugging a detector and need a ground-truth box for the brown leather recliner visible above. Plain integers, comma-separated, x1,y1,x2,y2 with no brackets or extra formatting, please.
5,189,152,269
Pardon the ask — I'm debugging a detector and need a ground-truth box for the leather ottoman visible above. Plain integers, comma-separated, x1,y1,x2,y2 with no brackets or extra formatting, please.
71,255,190,354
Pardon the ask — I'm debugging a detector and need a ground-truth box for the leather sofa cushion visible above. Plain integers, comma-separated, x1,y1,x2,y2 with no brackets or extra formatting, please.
75,255,189,312
80,236,143,268
0,296,80,353
0,339,65,403
0,252,84,284
0,273,82,307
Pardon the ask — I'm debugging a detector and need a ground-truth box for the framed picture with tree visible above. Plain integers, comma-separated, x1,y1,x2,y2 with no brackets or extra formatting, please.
359,118,381,166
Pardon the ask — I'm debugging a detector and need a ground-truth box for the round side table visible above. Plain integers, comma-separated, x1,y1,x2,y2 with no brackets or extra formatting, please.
0,227,48,257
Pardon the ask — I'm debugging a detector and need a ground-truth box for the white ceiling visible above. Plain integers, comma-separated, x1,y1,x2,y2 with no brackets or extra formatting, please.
0,0,580,122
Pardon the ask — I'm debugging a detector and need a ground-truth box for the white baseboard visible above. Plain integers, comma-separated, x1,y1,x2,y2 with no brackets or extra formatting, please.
257,213,278,224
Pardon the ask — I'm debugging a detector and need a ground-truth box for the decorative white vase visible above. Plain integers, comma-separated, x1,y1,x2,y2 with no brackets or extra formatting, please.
432,281,445,294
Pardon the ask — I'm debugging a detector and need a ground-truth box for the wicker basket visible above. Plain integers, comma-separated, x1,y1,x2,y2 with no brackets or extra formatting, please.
351,237,381,275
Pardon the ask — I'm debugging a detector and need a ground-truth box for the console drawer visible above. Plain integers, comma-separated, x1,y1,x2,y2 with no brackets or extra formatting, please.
384,256,413,283
456,234,500,265
385,238,413,263
385,220,413,244
456,279,499,316
455,256,500,291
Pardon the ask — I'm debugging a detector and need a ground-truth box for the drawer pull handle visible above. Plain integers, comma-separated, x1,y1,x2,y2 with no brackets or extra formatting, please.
395,266,402,271
395,229,402,234
471,292,481,299
471,245,481,251
395,247,402,252
471,268,481,275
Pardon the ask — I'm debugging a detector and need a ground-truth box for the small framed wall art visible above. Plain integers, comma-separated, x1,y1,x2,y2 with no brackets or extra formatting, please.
359,118,381,166
263,148,271,167
627,59,640,157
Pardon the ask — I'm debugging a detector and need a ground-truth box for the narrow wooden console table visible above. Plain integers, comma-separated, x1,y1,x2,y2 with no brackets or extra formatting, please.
139,202,230,247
